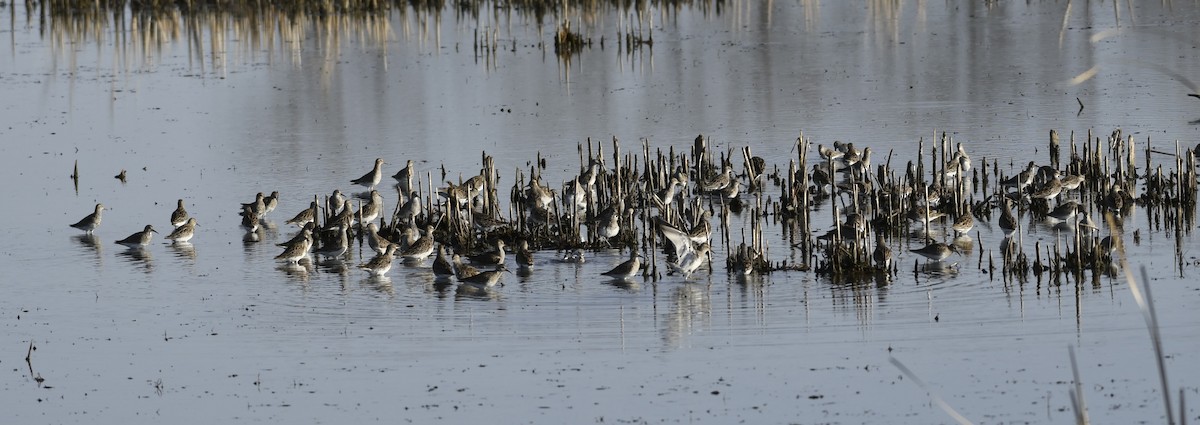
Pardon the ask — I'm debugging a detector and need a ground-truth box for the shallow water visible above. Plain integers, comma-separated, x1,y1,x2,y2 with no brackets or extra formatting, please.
3,1,1200,423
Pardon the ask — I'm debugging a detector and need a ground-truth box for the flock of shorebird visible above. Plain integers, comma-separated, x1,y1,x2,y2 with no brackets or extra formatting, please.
70,134,1133,288
68,150,734,292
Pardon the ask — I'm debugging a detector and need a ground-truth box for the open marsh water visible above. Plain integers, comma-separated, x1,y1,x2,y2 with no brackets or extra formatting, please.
2,0,1199,423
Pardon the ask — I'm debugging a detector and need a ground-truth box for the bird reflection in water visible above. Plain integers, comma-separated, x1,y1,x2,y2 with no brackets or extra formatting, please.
117,248,154,273
363,276,394,296
73,233,103,265
168,242,196,261
277,260,313,282
660,284,711,350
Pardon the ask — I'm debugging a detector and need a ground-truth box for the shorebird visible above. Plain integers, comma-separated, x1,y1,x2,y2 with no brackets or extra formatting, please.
873,239,893,271
839,142,861,167
263,191,280,216
1047,201,1080,222
658,211,713,257
1077,212,1099,232
601,250,641,279
314,227,349,259
165,218,198,243
701,164,735,192
432,246,456,278
951,210,974,237
359,245,397,277
330,189,347,215
515,240,535,268
998,200,1018,234
817,144,843,161
653,178,681,208
399,225,435,261
907,208,947,226
525,178,555,212
324,200,355,232
70,203,105,234
275,228,312,264
1060,174,1085,191
910,241,956,262
392,159,416,192
468,239,506,265
730,243,760,275
457,264,509,288
397,191,422,224
668,242,711,278
561,249,585,264
351,158,386,190
354,190,384,225
396,226,418,251
1099,235,1118,258
944,153,970,178
563,177,590,213
720,180,742,200
169,199,189,227
364,223,392,256
241,192,267,217
277,222,315,250
239,204,260,232
1030,177,1063,201
461,174,487,204
285,202,319,227
452,254,480,280
115,225,157,248
1000,161,1038,190
596,212,621,246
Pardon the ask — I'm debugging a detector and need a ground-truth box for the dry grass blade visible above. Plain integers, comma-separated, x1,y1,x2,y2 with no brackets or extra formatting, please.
1111,211,1176,425
889,357,974,425
1068,345,1090,425
1067,65,1101,86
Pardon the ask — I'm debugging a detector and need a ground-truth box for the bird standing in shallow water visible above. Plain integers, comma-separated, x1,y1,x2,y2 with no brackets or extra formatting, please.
399,225,435,261
364,223,392,256
873,239,893,271
165,218,198,243
515,240,535,269
240,204,261,232
359,245,397,277
601,250,641,279
351,158,386,191
452,254,480,280
458,264,508,288
262,191,280,217
910,241,956,262
70,203,105,234
1031,177,1063,202
115,225,157,248
392,159,416,192
286,202,319,228
701,165,735,192
275,225,313,263
242,192,267,217
951,210,974,237
469,239,506,266
432,246,455,278
998,200,1018,235
170,199,189,228
314,227,349,259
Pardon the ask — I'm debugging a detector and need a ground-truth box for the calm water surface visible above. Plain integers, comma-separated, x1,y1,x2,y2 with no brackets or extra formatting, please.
2,1,1199,423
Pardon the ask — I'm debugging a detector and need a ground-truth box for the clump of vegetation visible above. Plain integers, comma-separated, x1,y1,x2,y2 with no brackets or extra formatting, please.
554,21,591,57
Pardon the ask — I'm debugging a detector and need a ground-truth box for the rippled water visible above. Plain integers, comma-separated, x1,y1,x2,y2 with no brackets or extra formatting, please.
3,1,1200,423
